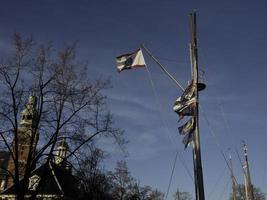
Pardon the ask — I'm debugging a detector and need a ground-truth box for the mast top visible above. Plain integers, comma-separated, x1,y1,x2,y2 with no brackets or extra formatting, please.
189,12,206,92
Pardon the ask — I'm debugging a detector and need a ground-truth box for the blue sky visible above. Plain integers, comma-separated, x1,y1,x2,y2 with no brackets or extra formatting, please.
1,0,267,199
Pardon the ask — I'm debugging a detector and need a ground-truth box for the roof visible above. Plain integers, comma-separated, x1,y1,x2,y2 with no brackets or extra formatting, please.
0,151,9,179
1,162,79,198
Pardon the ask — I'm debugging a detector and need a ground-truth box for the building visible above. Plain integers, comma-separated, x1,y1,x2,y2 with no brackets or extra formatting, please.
0,96,80,200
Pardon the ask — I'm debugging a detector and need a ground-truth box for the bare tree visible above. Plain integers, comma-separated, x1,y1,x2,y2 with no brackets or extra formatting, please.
128,184,164,200
174,190,192,200
229,184,266,200
76,147,113,200
109,160,164,200
109,160,134,200
0,33,124,200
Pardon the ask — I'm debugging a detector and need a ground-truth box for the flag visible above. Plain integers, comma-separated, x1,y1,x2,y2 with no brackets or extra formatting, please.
173,96,196,118
178,117,195,135
181,80,195,101
179,117,195,149
182,131,194,149
116,49,146,72
173,80,196,119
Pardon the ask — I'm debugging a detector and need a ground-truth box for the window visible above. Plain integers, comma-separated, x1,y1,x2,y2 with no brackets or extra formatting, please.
28,175,41,191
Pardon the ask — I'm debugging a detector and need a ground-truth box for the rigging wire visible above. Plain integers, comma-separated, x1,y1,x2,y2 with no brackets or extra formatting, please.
200,106,231,167
200,106,241,191
143,42,244,199
213,87,239,151
141,44,185,91
164,149,179,200
156,57,188,64
144,65,193,199
144,43,235,199
218,177,232,200
207,164,228,199
197,50,251,199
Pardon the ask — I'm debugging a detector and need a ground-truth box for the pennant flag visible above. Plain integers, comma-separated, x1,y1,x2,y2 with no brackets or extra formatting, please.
181,80,195,101
182,131,194,149
116,49,146,72
173,80,196,119
178,117,195,135
173,96,196,118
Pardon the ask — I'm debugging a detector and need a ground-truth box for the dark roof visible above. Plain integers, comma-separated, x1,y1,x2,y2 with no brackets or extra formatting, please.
1,162,79,198
0,151,9,178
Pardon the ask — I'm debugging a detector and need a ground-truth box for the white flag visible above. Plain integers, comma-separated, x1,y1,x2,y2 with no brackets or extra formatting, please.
116,49,146,72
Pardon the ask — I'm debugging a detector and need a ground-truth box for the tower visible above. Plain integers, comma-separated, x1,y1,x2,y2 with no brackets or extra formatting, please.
5,95,39,188
54,139,70,171
54,139,68,165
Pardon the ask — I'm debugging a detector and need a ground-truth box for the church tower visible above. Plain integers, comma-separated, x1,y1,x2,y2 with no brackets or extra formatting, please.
5,95,39,188
54,139,71,171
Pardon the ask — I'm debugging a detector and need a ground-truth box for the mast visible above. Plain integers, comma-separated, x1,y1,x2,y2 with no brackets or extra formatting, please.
176,188,181,200
243,143,254,200
189,11,205,200
243,167,249,200
229,153,237,200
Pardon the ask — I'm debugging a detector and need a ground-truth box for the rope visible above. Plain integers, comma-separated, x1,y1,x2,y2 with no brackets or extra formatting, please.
213,90,238,150
207,164,228,199
141,44,185,91
164,149,179,200
156,57,188,64
144,65,193,200
200,105,241,193
218,177,232,200
199,40,246,199
200,106,230,165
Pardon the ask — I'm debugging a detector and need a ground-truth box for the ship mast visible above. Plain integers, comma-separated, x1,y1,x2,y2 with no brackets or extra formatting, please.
243,143,254,200
189,11,206,200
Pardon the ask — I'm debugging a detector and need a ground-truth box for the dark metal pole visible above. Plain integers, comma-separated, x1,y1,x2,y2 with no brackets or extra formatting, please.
189,11,205,200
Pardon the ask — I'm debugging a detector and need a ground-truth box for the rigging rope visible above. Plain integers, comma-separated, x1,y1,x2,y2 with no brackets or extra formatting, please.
207,164,228,199
196,42,248,199
141,44,185,91
200,106,244,197
144,65,193,200
218,177,232,200
164,149,179,200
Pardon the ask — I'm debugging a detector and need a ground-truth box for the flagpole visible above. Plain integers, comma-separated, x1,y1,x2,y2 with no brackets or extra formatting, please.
189,11,205,200
140,44,185,92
